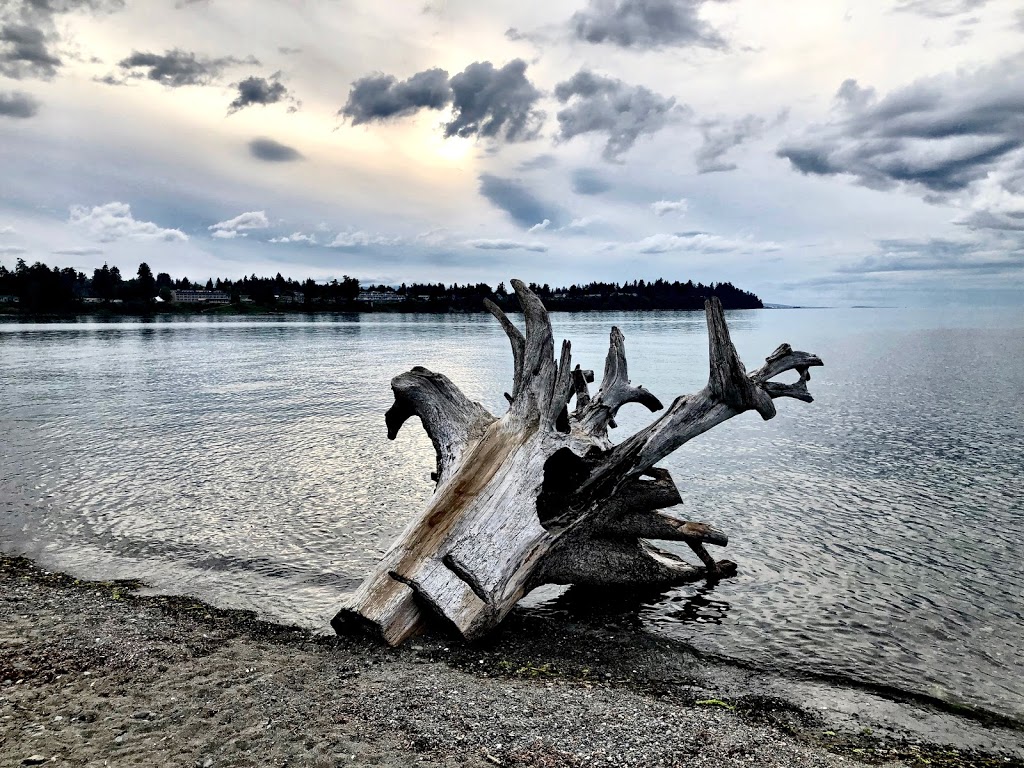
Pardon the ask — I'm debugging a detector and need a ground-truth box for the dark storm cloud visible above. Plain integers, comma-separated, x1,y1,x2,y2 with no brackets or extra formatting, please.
571,168,612,195
228,74,296,114
248,137,303,162
445,60,545,142
570,0,728,50
0,0,124,80
340,68,451,125
0,23,60,79
777,57,1024,198
892,0,989,18
0,89,40,118
478,173,563,228
554,70,681,161
118,49,255,87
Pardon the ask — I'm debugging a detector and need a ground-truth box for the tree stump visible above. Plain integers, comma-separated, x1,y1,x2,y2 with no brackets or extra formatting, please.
332,280,823,645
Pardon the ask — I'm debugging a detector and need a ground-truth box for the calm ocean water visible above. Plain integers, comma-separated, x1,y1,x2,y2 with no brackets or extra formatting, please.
1,308,1022,719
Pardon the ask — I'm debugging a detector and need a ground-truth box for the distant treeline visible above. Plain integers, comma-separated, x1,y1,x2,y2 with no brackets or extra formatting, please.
0,258,763,313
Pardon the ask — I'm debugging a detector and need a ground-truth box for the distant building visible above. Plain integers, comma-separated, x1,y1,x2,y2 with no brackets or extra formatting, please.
170,289,230,304
357,290,402,304
0,294,18,303
275,291,305,304
82,297,103,304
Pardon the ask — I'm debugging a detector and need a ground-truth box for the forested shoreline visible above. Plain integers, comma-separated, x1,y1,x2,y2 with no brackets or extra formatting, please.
0,258,763,314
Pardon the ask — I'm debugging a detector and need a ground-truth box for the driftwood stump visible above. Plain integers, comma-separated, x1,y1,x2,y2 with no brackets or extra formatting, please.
332,280,823,645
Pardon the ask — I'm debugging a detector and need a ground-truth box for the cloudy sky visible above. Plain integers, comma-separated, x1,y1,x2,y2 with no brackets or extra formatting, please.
1,0,1023,305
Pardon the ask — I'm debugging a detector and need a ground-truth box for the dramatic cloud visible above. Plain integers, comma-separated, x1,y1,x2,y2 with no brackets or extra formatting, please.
69,202,187,242
695,113,780,173
651,198,688,216
527,219,551,233
0,24,61,80
248,137,303,162
465,238,548,252
570,0,727,50
0,0,124,80
340,68,451,125
571,168,612,195
444,60,544,142
892,0,990,18
209,211,269,236
777,57,1024,228
0,90,40,118
554,70,680,161
228,74,296,114
118,49,254,87
478,174,563,228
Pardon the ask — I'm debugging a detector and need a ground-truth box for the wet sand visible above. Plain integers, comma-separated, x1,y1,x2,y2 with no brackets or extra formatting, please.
1,555,1021,767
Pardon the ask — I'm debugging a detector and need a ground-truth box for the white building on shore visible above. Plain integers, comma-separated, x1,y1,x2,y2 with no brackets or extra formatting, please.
170,289,231,304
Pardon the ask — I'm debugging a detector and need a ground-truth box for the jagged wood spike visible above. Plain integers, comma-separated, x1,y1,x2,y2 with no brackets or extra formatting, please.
484,298,526,401
577,326,663,437
509,279,557,425
547,339,574,430
705,297,775,420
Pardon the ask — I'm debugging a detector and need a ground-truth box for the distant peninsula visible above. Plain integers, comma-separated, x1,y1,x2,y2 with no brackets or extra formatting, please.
0,258,763,315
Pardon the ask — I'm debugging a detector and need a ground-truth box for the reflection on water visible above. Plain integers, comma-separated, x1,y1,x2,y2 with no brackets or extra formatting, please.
1,308,1023,720
525,581,733,629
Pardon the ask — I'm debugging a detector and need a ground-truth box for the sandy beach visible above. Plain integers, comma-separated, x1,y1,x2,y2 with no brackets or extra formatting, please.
1,555,1021,767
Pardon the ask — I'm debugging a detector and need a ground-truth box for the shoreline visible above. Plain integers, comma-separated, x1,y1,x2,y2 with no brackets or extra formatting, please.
2,555,1021,767
0,304,772,320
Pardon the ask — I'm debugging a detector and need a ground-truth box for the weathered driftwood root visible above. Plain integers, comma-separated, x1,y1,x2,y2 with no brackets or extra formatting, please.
332,280,823,645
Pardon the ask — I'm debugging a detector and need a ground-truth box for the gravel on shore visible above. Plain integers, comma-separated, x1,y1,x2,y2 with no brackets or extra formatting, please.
1,555,1021,768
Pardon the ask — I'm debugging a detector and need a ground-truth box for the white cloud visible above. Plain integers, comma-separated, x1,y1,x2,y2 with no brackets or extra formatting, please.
527,218,552,233
565,216,598,230
415,228,450,245
209,211,270,233
465,239,549,252
633,232,782,254
0,225,15,235
328,230,401,248
269,231,317,244
211,229,247,239
69,202,188,242
0,245,27,255
651,198,688,216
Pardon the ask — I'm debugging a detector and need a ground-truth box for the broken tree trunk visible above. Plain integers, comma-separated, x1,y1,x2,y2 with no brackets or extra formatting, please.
332,280,823,645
